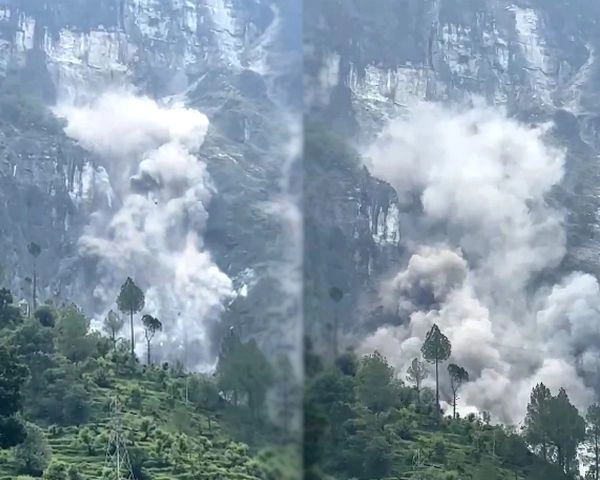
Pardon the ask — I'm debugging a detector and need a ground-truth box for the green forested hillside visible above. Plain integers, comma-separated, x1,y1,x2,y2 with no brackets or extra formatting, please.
0,275,595,480
304,327,592,480
0,284,300,480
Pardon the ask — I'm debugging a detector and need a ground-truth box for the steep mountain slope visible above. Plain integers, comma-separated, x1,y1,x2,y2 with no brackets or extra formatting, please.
0,0,301,365
304,0,600,351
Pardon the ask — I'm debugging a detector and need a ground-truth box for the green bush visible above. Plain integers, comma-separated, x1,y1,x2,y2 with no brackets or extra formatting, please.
43,460,67,480
15,423,52,476
67,464,84,480
92,368,113,388
128,386,143,409
431,438,446,463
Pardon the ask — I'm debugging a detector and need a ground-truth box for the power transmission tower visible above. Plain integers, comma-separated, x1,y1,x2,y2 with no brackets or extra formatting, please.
104,396,134,480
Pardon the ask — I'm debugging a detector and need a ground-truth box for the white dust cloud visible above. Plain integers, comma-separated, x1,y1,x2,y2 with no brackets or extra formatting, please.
360,101,600,424
55,90,233,366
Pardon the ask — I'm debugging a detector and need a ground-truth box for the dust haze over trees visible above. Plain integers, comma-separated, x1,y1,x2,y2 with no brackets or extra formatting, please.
304,317,600,480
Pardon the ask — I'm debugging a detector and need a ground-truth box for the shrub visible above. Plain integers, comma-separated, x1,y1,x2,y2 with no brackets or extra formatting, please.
43,460,67,480
15,423,52,475
34,306,56,327
128,386,143,409
92,368,112,388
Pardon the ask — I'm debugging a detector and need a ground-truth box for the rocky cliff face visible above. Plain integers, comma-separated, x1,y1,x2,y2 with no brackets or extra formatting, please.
305,0,600,347
0,0,301,364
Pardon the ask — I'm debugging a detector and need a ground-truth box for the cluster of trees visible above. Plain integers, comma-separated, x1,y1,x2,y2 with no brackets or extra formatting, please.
523,382,600,478
305,322,476,480
405,323,469,419
113,277,163,363
215,327,301,442
405,323,600,478
305,321,600,480
20,244,161,365
0,288,102,474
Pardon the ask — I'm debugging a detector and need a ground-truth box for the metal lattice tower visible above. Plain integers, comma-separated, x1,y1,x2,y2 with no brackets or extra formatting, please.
104,397,134,480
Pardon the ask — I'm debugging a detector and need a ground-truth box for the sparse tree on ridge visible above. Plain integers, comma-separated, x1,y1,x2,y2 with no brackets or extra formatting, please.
116,277,145,357
421,324,451,416
142,314,162,365
102,309,125,351
447,363,469,419
406,357,428,404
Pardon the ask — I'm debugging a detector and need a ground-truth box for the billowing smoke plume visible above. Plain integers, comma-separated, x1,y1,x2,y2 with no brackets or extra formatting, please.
360,101,600,424
55,90,233,367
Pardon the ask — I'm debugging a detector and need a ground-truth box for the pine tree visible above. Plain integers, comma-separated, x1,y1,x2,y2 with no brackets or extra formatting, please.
447,363,468,419
116,278,145,357
420,324,451,416
406,357,428,404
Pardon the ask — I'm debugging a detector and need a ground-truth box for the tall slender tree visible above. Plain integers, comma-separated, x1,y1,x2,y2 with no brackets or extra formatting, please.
116,277,145,357
26,242,41,314
524,382,552,461
103,309,125,351
421,324,451,416
142,314,162,365
546,388,585,474
406,357,428,404
447,363,469,419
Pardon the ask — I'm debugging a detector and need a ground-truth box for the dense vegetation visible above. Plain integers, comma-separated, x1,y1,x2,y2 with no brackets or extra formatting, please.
304,321,600,480
0,278,300,480
303,112,600,480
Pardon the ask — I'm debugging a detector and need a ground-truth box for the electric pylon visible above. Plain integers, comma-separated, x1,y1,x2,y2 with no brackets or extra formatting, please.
104,396,134,480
